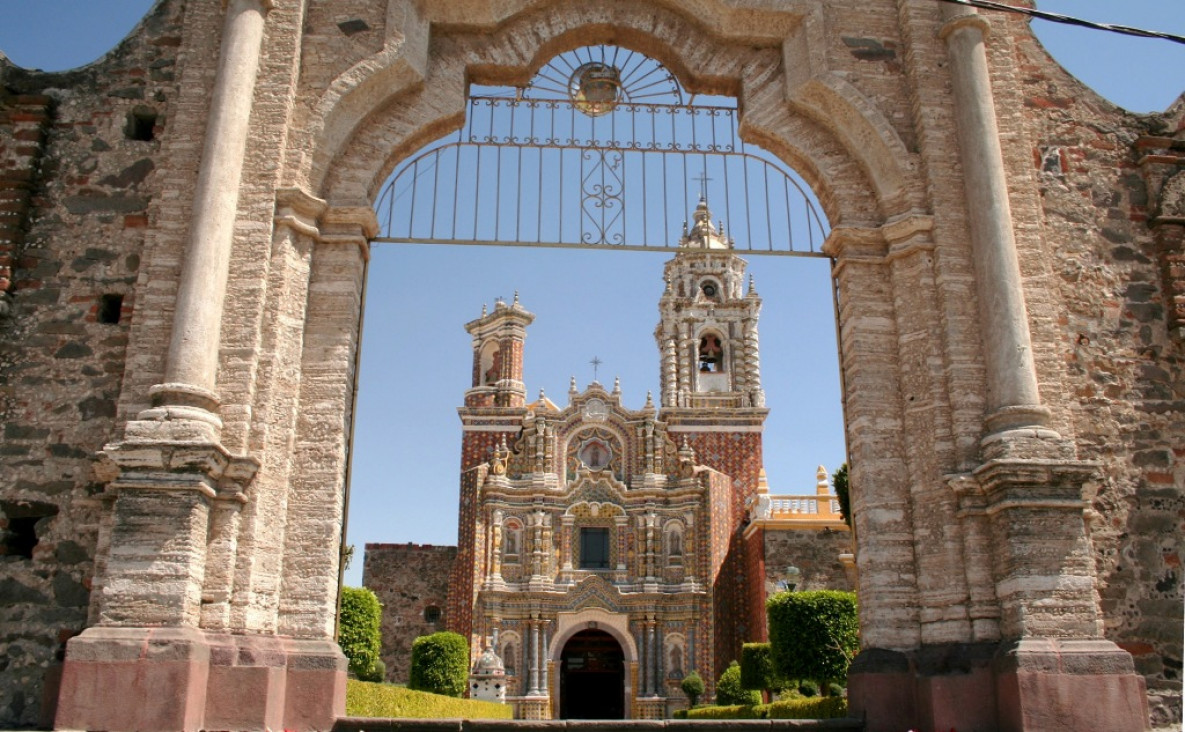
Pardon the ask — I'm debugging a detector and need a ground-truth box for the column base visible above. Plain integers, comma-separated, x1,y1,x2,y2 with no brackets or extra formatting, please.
55,627,211,732
994,638,1149,732
849,640,1150,732
55,627,346,731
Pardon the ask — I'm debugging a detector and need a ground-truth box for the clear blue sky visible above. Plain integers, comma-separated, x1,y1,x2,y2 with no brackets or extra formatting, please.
1,1,1181,589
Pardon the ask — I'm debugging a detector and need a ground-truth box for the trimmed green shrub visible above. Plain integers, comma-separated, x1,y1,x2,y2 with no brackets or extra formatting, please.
338,587,383,680
797,680,819,697
678,697,848,720
345,680,513,718
684,704,763,720
766,590,858,690
408,631,470,697
740,642,785,694
715,661,760,706
680,670,705,707
761,696,848,719
832,463,850,527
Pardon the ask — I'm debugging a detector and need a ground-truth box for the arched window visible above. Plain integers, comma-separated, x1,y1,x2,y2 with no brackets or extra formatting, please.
699,278,722,302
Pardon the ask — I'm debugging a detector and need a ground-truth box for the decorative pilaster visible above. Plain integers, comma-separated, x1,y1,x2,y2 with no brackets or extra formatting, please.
560,515,574,572
488,510,504,587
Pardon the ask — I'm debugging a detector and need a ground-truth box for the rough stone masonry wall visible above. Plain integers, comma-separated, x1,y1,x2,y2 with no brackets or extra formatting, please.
0,2,186,726
762,527,855,596
363,543,457,683
1001,16,1184,729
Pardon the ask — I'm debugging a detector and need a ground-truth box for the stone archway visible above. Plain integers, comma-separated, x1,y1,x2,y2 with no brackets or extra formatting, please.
44,1,1159,731
559,630,626,719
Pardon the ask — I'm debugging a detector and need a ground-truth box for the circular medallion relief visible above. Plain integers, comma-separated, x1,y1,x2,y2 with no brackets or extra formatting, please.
583,398,608,422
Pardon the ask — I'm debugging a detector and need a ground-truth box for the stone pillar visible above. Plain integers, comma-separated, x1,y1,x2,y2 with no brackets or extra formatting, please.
850,10,1153,732
529,619,541,696
938,7,1052,442
539,622,550,696
55,4,275,730
154,0,273,425
647,620,658,696
662,338,677,407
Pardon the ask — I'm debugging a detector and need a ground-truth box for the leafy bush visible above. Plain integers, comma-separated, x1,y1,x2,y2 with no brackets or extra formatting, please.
408,631,470,697
680,670,705,706
766,590,858,690
740,642,785,694
345,680,513,718
358,658,386,683
832,463,850,527
715,661,760,706
684,704,763,720
338,587,383,680
797,680,819,697
762,696,848,719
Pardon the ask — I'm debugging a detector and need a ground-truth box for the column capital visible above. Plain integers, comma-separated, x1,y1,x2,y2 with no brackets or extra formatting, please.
938,12,991,43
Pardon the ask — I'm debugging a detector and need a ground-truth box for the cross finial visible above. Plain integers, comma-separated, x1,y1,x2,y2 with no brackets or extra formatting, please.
590,356,603,382
693,170,713,199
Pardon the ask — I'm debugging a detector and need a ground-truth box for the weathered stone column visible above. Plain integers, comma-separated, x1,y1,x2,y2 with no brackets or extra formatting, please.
939,7,1052,442
152,0,272,424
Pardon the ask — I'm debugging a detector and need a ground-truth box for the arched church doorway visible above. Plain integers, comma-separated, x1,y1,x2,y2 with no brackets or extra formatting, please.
559,629,625,719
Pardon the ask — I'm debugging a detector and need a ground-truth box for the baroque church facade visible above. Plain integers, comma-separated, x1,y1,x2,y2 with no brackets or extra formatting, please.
364,199,854,719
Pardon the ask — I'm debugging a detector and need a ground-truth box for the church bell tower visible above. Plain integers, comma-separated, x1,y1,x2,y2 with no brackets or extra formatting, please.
655,196,765,410
655,196,770,660
464,294,534,408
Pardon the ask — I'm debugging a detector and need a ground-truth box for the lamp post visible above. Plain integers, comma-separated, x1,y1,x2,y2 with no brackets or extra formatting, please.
779,565,801,592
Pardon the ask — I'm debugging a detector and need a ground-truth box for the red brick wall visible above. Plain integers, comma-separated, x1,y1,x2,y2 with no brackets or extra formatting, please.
679,431,764,675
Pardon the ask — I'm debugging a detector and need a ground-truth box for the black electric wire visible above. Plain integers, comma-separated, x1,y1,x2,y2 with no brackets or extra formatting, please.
933,0,1185,46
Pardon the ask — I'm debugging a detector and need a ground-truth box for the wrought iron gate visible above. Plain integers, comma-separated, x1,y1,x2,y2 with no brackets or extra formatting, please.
374,46,828,256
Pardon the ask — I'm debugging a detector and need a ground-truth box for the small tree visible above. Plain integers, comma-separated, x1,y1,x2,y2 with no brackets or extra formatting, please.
740,642,785,702
715,660,761,706
338,586,383,680
831,463,851,527
680,670,705,707
409,631,470,697
766,590,858,693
